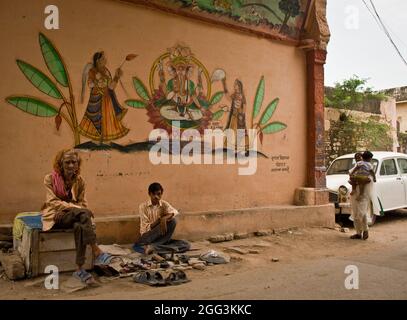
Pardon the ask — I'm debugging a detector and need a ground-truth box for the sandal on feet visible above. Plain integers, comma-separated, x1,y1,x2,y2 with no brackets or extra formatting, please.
73,269,95,285
350,234,362,239
362,231,369,240
94,252,113,266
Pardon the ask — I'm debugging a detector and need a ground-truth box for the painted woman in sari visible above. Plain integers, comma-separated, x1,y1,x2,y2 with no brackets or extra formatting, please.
222,78,249,151
78,51,129,143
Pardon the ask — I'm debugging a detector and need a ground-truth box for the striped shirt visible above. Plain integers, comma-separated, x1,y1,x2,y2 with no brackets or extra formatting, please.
139,199,179,235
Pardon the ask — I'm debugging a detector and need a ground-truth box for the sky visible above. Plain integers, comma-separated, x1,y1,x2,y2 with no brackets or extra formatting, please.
325,0,407,90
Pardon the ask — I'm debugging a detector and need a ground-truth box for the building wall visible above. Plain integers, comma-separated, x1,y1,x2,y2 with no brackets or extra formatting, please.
397,102,407,133
0,0,309,223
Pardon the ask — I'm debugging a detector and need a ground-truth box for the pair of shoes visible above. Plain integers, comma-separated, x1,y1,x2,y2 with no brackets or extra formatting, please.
350,234,362,239
133,271,166,286
362,231,369,240
73,269,96,285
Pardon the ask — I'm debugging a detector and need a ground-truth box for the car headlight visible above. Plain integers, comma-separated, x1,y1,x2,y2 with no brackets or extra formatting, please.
338,186,348,195
338,186,348,202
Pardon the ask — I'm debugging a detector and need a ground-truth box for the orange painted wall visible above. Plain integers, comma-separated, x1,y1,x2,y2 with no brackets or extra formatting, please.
0,0,308,223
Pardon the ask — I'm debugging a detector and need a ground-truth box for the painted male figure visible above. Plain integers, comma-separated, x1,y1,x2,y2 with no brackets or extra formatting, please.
41,149,112,284
134,182,179,254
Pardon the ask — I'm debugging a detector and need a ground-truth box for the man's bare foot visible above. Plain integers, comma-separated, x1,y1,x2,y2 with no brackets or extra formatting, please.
144,245,154,255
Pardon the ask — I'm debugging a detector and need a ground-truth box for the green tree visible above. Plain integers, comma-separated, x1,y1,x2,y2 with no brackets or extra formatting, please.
325,76,386,110
278,0,300,30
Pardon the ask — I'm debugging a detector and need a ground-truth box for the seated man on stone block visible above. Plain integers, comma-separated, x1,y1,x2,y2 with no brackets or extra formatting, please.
133,182,179,254
41,148,112,284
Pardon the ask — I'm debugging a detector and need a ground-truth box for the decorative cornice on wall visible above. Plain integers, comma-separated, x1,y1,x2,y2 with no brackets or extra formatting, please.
117,0,315,47
301,0,330,52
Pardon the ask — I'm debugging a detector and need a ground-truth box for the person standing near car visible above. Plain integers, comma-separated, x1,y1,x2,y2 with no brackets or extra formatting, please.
349,151,378,240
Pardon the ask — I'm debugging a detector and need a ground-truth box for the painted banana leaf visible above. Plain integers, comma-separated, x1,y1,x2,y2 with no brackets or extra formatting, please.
6,96,58,117
210,91,224,105
39,33,68,87
16,60,62,99
262,122,287,134
212,109,224,120
252,76,265,120
125,99,147,108
259,98,279,125
132,77,150,101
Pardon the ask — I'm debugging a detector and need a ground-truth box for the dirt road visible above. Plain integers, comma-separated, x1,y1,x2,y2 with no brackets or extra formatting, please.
1,211,407,300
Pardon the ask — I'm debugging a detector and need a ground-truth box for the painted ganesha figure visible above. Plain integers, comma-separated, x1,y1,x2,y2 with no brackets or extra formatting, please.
158,45,205,122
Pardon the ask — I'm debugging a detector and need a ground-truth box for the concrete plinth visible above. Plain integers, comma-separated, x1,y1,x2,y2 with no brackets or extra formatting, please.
94,204,335,243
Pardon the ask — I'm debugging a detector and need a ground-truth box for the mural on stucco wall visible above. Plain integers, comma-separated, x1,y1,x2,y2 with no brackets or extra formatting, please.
131,0,311,41
5,33,286,157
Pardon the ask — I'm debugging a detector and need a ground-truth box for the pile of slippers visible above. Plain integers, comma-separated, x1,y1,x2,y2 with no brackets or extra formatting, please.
133,270,190,286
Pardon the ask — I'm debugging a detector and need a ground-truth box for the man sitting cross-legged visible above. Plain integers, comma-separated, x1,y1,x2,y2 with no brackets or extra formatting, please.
41,149,112,284
133,182,179,254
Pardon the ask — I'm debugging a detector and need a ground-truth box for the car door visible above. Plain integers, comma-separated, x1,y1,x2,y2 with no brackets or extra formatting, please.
396,157,407,206
376,158,405,210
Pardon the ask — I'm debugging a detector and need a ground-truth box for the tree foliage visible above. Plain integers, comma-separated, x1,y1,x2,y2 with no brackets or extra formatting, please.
325,75,386,109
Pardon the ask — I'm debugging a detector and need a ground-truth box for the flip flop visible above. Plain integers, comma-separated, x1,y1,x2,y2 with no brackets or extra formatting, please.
94,252,113,266
73,269,95,285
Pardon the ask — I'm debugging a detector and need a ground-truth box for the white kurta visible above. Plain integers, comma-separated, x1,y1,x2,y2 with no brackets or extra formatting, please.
349,181,381,233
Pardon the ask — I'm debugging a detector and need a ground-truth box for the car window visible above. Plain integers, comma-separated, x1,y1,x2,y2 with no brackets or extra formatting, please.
327,158,354,175
327,158,378,175
380,159,398,176
397,158,407,174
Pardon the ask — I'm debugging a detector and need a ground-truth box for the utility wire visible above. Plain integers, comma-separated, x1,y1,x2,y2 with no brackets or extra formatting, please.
361,0,407,66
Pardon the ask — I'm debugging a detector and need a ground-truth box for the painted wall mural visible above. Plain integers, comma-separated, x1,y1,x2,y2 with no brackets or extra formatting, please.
5,33,287,158
129,0,311,41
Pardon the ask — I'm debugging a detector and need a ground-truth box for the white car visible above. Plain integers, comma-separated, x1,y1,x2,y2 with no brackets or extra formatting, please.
326,151,407,224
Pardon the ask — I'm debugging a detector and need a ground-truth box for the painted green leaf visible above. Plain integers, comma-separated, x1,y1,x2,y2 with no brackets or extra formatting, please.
260,98,279,125
252,76,265,120
262,122,287,134
6,96,58,117
16,60,62,99
125,99,147,108
212,110,224,120
210,91,224,105
39,33,68,87
132,77,150,101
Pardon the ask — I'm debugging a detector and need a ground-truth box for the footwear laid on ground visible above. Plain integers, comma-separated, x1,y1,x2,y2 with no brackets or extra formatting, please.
73,269,95,285
362,231,369,240
350,234,362,239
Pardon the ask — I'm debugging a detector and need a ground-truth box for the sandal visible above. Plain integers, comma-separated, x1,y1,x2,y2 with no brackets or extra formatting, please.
94,252,113,266
73,269,95,285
